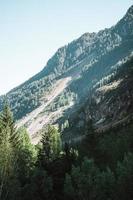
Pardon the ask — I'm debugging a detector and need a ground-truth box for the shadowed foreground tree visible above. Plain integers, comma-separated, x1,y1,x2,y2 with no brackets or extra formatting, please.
1,101,133,200
0,102,21,200
37,125,62,169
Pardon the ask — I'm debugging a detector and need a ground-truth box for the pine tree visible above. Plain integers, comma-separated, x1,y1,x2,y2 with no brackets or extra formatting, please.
0,101,21,199
64,174,75,200
17,127,37,186
0,101,20,148
37,125,62,169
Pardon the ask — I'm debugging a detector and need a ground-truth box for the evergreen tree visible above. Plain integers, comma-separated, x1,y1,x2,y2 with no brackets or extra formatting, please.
23,169,53,200
37,125,62,169
94,167,115,200
0,101,21,200
116,153,133,200
64,174,75,200
17,127,37,186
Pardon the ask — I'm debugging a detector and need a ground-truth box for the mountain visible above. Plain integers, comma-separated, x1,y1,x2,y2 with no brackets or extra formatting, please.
0,5,133,143
62,56,133,142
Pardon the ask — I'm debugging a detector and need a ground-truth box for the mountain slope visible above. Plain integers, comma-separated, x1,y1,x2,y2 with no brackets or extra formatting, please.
63,56,133,142
0,5,133,143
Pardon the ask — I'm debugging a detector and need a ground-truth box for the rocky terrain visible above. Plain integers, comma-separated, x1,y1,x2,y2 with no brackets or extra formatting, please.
0,5,133,143
63,56,133,142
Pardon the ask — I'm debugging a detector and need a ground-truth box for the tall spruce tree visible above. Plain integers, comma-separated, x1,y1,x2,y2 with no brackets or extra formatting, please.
17,127,37,186
37,125,62,169
0,101,21,199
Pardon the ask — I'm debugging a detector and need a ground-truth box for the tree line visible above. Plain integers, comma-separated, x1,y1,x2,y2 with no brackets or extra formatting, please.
0,102,133,200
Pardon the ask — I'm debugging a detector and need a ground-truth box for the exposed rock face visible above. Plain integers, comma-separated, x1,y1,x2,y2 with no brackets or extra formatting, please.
0,5,133,143
64,57,133,142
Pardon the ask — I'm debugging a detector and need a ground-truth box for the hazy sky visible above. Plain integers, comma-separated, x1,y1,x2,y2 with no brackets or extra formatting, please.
0,0,132,95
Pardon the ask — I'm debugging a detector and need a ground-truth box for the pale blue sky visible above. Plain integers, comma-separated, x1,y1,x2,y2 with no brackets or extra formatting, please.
0,0,132,95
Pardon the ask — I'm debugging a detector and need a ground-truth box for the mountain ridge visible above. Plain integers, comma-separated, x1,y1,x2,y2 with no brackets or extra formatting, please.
0,5,133,143
2,5,133,95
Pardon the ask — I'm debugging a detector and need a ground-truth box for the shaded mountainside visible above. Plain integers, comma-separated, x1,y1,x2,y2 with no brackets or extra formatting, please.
0,5,133,143
63,57,133,142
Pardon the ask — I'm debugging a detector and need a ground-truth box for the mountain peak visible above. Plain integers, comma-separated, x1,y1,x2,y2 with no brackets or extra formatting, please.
0,5,133,143
115,5,133,37
127,5,133,15
124,4,133,21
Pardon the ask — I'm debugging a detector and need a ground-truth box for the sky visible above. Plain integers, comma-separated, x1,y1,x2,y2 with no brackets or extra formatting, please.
0,0,132,95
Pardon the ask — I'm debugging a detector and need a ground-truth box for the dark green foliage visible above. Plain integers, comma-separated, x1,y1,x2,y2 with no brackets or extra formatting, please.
0,102,21,200
37,125,62,169
64,158,115,200
0,6,133,200
22,169,53,200
17,127,37,186
116,153,133,200
1,102,133,200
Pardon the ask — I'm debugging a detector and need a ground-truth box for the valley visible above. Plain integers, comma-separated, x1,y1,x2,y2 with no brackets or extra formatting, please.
0,4,133,200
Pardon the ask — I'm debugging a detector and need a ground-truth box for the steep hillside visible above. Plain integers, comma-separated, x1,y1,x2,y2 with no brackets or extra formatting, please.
0,5,133,143
63,56,133,143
